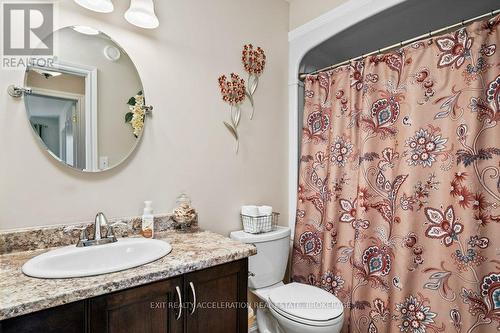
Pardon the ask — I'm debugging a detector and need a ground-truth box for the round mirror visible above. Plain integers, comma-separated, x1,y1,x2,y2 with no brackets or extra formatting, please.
24,26,146,172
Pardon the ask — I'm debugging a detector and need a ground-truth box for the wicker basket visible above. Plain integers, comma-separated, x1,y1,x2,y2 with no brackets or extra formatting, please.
240,212,279,234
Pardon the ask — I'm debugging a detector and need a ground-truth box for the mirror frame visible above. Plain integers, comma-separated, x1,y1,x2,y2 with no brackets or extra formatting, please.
23,26,147,173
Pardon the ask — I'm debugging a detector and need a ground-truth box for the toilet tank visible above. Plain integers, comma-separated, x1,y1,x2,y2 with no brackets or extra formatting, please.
230,226,291,289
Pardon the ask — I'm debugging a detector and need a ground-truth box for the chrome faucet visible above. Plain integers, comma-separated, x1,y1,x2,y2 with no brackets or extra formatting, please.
94,212,108,241
63,212,127,247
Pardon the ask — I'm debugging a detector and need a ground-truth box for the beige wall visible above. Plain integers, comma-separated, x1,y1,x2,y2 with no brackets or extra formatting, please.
288,0,348,30
0,0,289,236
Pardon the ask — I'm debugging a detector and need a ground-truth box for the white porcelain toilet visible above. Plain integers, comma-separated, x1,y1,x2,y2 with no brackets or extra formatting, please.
230,227,344,333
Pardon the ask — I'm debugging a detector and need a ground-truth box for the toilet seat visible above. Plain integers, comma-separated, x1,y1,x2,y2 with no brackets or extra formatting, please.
267,283,343,327
269,300,344,326
269,301,343,327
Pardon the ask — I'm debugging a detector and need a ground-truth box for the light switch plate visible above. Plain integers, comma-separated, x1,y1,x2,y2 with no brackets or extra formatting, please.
99,156,109,170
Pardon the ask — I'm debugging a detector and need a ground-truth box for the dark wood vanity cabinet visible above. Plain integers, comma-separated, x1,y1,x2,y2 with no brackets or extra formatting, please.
89,277,184,333
0,259,248,333
183,259,248,333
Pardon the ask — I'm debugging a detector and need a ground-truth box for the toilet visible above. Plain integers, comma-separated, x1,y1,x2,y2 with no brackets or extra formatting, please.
230,226,344,333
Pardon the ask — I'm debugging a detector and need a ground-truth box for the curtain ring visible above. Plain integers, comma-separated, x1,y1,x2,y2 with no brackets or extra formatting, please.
491,10,495,18
377,49,381,55
399,41,403,48
427,31,433,45
461,19,465,26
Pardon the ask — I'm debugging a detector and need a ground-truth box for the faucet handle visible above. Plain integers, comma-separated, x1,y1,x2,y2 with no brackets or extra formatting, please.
63,225,89,245
79,228,89,241
106,221,129,239
109,221,128,228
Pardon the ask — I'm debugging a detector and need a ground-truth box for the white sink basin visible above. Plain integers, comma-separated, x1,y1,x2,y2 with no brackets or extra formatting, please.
22,238,172,279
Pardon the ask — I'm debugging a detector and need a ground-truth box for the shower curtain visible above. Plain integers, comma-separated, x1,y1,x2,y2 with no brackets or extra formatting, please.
292,15,500,333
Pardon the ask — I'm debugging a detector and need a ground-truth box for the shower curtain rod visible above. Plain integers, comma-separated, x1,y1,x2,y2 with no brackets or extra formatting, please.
298,8,500,81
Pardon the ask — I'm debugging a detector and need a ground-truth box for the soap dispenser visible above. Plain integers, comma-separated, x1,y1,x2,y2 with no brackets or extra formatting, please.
142,201,154,238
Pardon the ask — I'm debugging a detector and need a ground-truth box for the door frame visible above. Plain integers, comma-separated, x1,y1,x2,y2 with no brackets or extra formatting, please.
27,60,98,171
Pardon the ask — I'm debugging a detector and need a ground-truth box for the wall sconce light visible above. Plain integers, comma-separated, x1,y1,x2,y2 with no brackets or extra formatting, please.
74,0,114,13
124,0,159,29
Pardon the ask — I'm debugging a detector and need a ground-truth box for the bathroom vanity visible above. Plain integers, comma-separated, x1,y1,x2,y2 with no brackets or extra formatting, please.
0,229,255,333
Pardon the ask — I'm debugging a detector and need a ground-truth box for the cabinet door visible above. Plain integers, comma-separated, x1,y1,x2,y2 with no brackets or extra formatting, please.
184,259,248,333
0,301,86,333
89,277,183,333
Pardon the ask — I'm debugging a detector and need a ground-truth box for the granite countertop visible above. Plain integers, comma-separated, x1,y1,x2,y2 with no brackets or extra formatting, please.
0,230,256,320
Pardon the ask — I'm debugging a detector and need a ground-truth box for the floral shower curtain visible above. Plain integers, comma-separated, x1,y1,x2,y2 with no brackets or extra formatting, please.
292,15,500,333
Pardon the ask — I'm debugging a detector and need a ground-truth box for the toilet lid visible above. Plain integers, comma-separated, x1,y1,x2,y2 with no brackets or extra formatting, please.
268,283,343,322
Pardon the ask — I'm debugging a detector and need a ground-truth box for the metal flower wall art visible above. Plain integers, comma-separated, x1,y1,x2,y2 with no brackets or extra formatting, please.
217,73,246,153
217,44,266,153
242,44,266,119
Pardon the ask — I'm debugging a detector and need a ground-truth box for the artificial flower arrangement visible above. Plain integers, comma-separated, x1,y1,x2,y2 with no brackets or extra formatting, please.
217,44,266,153
125,91,145,137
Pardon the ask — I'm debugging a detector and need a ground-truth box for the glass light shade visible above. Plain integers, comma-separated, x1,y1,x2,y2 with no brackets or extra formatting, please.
124,0,159,29
72,25,100,35
74,0,114,13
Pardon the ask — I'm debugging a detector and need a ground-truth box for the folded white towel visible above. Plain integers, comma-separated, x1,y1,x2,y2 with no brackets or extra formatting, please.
258,205,273,216
241,205,260,217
